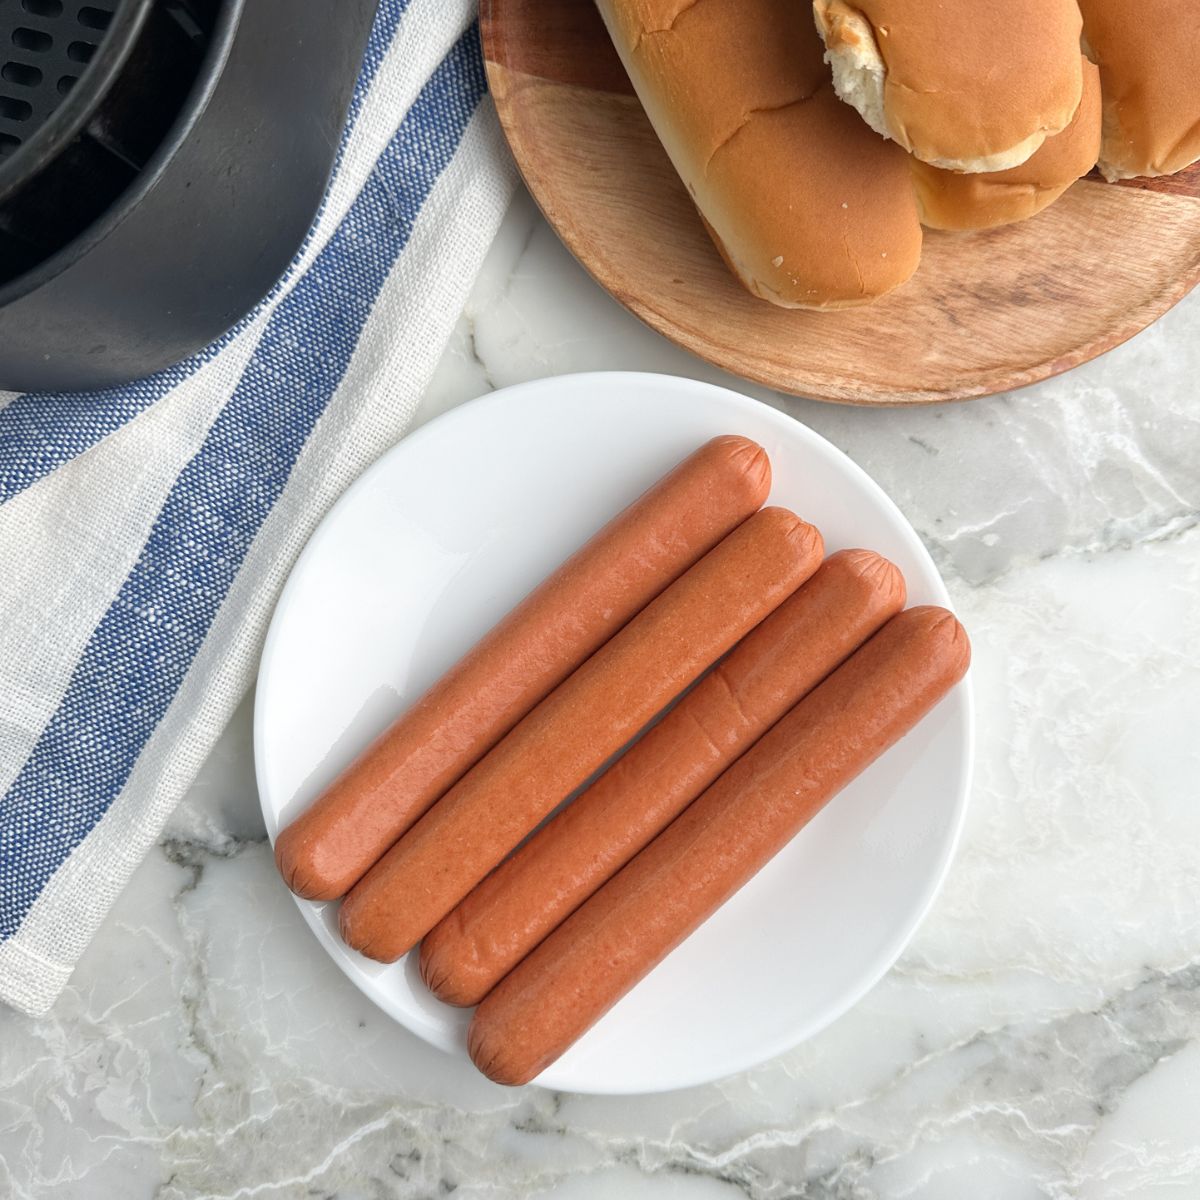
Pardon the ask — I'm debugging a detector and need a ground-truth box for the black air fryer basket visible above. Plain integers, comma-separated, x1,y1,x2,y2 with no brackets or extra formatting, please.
0,0,379,391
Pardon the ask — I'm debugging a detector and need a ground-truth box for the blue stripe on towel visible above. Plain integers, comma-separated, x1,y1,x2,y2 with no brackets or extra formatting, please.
0,27,487,938
0,0,410,508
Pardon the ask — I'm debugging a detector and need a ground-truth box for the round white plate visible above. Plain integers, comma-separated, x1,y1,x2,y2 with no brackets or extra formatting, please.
255,372,973,1095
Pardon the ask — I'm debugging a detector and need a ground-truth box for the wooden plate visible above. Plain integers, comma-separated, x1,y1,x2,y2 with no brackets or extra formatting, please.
480,0,1200,405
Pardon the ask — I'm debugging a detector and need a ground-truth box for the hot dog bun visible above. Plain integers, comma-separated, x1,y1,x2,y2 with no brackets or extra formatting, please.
813,0,1084,174
1076,0,1200,181
910,57,1102,232
595,0,922,308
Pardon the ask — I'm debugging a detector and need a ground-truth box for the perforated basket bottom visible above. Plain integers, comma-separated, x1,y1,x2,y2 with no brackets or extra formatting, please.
0,0,119,160
0,0,216,286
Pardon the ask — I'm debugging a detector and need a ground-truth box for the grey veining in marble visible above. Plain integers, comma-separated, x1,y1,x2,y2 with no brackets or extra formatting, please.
1,188,1198,1199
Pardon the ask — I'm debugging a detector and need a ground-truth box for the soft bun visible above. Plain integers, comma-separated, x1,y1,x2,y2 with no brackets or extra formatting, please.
1076,0,1200,181
910,57,1102,231
813,0,1085,174
596,0,922,308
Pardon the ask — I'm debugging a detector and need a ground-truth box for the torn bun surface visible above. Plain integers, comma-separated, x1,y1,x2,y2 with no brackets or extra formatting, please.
910,57,1102,231
813,0,1085,174
1077,0,1200,181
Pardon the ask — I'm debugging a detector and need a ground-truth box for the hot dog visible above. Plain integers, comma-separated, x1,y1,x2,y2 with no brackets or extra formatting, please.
468,606,970,1086
274,435,771,900
338,507,824,962
420,549,906,1007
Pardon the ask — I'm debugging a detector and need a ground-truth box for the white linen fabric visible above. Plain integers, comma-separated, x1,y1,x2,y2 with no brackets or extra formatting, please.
0,0,515,1015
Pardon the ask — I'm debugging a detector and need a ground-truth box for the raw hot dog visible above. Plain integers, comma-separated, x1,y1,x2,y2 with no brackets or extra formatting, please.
338,507,824,962
420,549,906,1006
274,435,771,900
468,606,970,1085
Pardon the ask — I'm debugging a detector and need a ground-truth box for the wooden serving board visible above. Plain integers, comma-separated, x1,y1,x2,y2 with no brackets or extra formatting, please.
480,0,1200,405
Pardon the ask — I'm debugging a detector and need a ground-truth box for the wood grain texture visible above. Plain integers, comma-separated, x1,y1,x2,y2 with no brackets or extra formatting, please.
480,0,1200,405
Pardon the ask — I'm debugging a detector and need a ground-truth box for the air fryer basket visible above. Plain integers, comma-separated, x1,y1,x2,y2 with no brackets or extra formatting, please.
0,0,219,285
0,0,379,391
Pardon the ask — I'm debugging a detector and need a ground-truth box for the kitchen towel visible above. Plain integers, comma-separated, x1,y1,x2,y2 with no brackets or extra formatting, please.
0,0,516,1016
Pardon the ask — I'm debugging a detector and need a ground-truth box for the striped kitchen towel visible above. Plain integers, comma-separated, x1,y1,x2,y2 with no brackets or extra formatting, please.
0,0,516,1016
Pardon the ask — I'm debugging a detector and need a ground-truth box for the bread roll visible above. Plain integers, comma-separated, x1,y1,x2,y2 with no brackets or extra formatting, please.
596,0,922,308
813,0,1084,174
1076,0,1200,181
910,58,1102,231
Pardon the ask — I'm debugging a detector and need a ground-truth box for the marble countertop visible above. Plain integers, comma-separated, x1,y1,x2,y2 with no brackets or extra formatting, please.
3,188,1199,1199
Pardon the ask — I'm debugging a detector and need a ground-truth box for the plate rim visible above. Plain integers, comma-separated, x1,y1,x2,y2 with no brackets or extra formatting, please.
254,370,976,1093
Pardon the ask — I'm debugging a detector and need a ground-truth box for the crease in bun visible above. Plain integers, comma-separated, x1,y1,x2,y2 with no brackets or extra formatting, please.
700,90,823,175
608,0,705,53
813,0,1084,174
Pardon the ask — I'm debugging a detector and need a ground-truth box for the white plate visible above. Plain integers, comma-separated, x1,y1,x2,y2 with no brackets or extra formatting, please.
255,372,973,1095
